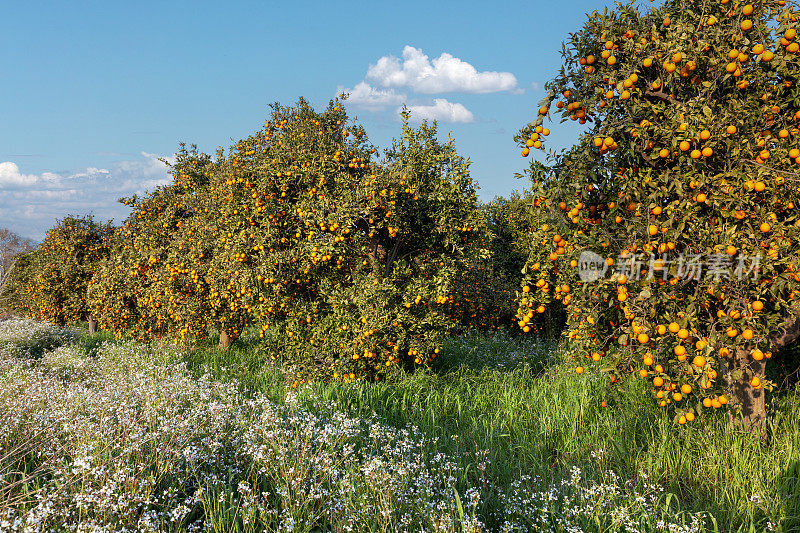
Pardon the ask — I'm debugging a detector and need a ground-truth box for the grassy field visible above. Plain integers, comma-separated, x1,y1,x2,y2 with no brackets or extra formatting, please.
1,318,798,532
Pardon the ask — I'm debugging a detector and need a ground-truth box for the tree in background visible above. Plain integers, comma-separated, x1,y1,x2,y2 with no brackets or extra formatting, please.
516,0,800,432
8,216,113,327
0,228,35,310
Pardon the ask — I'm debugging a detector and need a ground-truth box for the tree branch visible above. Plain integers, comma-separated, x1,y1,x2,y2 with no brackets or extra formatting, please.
643,88,684,107
634,144,657,168
771,306,800,349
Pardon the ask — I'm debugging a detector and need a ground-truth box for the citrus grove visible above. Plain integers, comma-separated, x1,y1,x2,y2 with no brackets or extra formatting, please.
516,0,800,431
6,99,492,384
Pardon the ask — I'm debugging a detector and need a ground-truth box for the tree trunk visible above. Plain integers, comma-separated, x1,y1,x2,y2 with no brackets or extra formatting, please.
88,315,97,335
723,307,800,438
219,330,232,350
725,348,767,438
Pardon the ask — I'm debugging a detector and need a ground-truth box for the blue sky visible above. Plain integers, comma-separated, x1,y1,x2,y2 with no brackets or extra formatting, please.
1,0,616,240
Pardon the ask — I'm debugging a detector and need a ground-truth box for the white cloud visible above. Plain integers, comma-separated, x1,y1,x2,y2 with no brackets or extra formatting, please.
401,99,475,124
0,152,175,241
367,46,520,94
530,81,541,91
337,81,406,110
0,161,60,187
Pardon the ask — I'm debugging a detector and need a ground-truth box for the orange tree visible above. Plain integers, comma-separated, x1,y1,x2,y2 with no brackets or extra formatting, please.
196,101,487,383
89,99,486,382
516,0,800,431
443,195,548,334
87,147,216,341
9,215,113,326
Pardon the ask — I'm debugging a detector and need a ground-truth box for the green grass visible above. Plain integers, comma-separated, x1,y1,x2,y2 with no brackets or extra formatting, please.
180,329,800,532
4,318,797,531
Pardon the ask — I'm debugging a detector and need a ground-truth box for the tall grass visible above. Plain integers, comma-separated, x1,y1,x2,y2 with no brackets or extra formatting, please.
183,330,800,532
1,318,797,531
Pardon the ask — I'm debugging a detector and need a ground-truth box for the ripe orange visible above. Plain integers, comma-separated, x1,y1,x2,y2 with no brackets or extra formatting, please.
692,355,706,368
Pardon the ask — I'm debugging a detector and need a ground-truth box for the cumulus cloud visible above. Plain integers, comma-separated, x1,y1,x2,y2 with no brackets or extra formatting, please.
402,99,475,124
0,162,60,187
337,81,406,110
367,46,520,94
0,152,175,241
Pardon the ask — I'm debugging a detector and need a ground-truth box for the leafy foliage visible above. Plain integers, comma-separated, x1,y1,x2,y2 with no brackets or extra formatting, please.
515,0,800,428
8,216,113,325
88,99,487,382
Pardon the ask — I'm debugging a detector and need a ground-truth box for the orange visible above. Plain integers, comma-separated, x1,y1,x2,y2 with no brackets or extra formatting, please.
726,125,737,134
741,19,753,31
692,355,706,368
752,300,764,311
